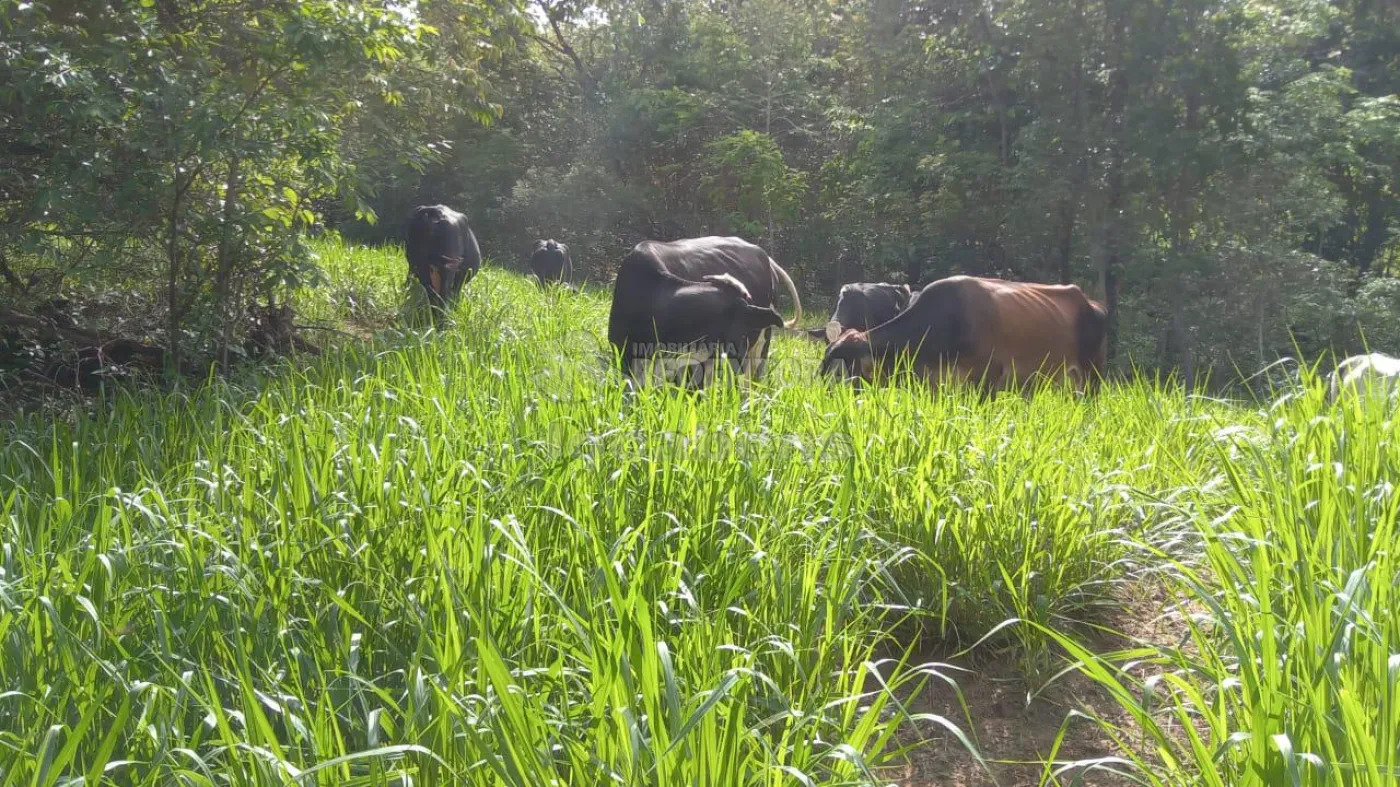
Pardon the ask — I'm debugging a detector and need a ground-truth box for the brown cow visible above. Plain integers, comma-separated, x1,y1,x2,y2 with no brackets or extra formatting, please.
819,275,1107,395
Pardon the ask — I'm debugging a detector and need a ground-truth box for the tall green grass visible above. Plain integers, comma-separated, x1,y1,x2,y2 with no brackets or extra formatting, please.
1,239,1394,784
1043,383,1400,785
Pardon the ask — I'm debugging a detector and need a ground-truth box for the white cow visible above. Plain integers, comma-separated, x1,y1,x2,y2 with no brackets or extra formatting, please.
1328,352,1400,402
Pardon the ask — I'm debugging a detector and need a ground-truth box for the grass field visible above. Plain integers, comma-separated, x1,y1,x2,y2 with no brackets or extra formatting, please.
1,238,1397,785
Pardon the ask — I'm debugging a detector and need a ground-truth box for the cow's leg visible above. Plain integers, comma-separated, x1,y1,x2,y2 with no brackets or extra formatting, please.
442,263,466,306
1022,369,1044,400
673,344,711,389
980,359,1008,400
921,358,975,396
652,354,677,387
1062,361,1082,394
619,340,646,384
427,286,449,328
1068,359,1100,397
744,328,772,380
760,327,773,377
1086,350,1106,395
695,344,718,388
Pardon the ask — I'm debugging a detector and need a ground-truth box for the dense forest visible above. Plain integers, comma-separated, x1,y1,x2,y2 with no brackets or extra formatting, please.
3,0,1399,383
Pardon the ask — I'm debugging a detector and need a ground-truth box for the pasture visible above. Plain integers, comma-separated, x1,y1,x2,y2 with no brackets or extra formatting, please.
1,239,1396,786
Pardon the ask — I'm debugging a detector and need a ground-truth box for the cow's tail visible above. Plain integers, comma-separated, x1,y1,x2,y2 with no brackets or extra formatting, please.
769,257,803,330
1078,300,1110,394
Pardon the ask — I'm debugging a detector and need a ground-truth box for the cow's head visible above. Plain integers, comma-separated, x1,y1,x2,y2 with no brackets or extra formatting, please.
415,255,464,305
895,283,913,308
635,274,782,387
820,329,875,385
800,320,851,346
700,275,783,347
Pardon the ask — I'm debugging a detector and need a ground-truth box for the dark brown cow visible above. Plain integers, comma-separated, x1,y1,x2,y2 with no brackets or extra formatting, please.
529,239,572,286
820,275,1107,395
405,205,480,316
608,236,802,387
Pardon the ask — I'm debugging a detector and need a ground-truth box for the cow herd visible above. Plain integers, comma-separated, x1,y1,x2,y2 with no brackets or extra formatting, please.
404,203,1399,401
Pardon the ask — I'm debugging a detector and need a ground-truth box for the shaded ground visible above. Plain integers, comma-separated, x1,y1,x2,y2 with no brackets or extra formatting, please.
889,585,1190,786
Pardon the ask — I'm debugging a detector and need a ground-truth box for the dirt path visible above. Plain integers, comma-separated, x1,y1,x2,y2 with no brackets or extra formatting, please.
887,650,1138,786
885,586,1188,786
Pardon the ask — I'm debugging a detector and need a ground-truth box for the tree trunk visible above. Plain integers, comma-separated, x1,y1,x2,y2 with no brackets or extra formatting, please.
1168,288,1194,388
905,246,926,289
1054,5,1087,286
214,154,243,370
1054,165,1086,285
1355,189,1390,281
0,250,25,293
999,97,1009,166
1100,0,1127,364
1256,289,1267,367
1166,56,1202,389
166,174,184,373
764,77,776,253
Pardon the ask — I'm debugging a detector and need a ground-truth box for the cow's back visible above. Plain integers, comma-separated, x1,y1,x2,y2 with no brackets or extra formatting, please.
407,206,462,258
406,205,479,286
978,279,1097,384
909,277,1096,388
530,242,570,281
634,237,778,307
832,283,910,331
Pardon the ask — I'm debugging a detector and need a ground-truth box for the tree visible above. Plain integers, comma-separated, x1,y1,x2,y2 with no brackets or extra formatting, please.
1,0,518,365
701,131,807,242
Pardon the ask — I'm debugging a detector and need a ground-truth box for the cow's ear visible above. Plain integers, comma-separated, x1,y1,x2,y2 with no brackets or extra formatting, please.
825,320,844,344
704,274,753,301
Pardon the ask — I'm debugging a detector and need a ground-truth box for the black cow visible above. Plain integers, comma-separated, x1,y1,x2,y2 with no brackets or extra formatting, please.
405,205,481,316
608,236,803,388
529,239,572,286
804,282,912,344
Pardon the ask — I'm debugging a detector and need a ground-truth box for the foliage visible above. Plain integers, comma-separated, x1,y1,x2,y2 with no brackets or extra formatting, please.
700,131,807,241
0,0,518,363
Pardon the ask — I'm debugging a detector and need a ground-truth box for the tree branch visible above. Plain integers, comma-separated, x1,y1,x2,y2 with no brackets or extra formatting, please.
534,0,590,86
0,251,25,293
